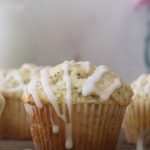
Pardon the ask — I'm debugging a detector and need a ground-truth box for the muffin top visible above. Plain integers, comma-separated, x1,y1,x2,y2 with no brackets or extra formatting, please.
131,74,150,98
0,64,39,99
23,60,133,107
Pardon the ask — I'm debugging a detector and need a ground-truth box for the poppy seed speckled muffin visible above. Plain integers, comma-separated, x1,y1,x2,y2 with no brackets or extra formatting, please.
124,74,150,144
0,64,39,139
23,60,133,150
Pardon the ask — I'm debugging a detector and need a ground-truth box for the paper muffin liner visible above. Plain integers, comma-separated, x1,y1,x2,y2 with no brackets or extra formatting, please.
123,97,150,144
25,101,126,150
0,97,31,139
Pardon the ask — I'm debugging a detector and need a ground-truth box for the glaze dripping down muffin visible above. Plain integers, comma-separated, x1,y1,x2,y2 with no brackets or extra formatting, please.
0,64,39,139
24,61,132,106
23,60,133,150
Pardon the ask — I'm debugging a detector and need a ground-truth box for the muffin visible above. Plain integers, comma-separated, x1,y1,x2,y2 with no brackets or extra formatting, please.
123,74,150,144
23,60,133,150
0,64,39,139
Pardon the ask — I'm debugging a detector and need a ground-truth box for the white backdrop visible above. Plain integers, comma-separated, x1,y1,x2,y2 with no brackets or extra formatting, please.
0,0,148,82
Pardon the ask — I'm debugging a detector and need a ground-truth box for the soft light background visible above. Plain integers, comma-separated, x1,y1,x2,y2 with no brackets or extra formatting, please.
0,0,149,82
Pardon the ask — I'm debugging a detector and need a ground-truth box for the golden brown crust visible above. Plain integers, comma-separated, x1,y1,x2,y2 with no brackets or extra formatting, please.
23,61,133,106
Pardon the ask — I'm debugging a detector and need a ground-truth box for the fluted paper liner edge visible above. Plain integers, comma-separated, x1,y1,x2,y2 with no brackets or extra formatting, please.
25,102,126,150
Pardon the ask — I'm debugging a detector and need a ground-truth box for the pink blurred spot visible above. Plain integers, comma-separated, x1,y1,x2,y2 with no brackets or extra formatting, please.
133,0,150,9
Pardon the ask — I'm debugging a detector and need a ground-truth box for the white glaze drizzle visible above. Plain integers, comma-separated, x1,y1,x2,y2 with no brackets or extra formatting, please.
40,68,60,116
28,77,43,108
0,70,24,92
62,61,72,119
24,103,34,117
40,68,61,134
132,74,150,97
99,78,121,100
28,62,122,150
83,61,90,73
40,62,73,148
82,65,108,98
62,61,73,149
82,65,121,100
0,64,38,93
144,75,150,96
49,107,59,134
65,123,73,149
50,117,59,134
24,102,59,133
133,74,146,96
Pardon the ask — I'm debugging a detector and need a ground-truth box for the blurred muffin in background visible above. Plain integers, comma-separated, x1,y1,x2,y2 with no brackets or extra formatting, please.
23,60,133,150
0,95,5,118
123,74,150,143
0,64,39,139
